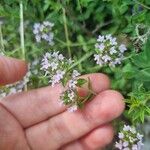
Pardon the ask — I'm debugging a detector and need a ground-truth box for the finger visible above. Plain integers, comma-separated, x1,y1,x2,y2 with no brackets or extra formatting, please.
0,103,30,150
0,56,28,85
1,73,110,128
61,124,114,150
25,90,124,150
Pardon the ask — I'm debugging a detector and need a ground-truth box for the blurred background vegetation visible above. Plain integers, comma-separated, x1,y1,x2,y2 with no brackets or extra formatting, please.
0,0,150,149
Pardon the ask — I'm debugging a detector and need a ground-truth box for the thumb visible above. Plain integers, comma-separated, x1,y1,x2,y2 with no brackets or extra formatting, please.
0,56,28,85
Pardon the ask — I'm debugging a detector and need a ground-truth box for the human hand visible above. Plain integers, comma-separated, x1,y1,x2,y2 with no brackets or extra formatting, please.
0,56,125,150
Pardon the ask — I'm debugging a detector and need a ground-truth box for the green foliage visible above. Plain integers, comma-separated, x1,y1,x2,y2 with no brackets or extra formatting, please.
125,85,150,124
132,38,150,81
0,0,150,138
76,78,87,87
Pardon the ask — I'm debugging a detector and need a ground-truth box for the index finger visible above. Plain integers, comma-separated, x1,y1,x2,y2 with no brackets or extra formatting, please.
0,56,27,85
1,73,110,128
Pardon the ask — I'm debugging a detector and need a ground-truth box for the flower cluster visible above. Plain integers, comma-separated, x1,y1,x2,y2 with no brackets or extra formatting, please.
60,70,81,112
115,125,144,150
41,51,81,112
33,21,54,45
94,34,127,67
41,51,73,87
0,71,31,99
41,51,93,112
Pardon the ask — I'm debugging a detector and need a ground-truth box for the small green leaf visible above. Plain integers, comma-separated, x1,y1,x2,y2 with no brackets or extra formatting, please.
76,78,87,87
136,68,150,81
132,53,150,68
140,110,145,123
145,107,150,115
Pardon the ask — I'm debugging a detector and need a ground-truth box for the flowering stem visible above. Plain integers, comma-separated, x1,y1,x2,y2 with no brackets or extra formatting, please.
69,51,94,70
55,37,66,45
86,89,97,96
56,38,95,48
20,2,27,91
62,7,71,58
0,24,5,54
81,91,95,104
66,41,95,47
123,54,135,60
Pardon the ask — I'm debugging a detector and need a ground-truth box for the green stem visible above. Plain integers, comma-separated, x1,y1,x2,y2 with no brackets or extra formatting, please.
69,51,94,70
55,37,66,45
135,0,150,10
0,24,5,54
20,2,25,60
62,7,71,58
81,91,95,104
67,41,95,47
86,89,97,96
123,54,135,60
77,0,85,26
87,65,101,72
20,2,27,91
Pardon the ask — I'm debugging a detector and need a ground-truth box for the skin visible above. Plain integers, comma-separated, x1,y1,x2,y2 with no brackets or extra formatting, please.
0,56,125,150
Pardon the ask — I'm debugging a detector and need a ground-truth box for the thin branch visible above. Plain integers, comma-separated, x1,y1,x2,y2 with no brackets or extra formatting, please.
20,1,27,91
20,2,25,60
0,24,5,54
62,7,71,58
135,0,150,10
69,51,94,70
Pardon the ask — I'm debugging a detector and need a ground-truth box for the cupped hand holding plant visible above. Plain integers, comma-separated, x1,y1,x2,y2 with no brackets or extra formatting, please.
0,56,124,150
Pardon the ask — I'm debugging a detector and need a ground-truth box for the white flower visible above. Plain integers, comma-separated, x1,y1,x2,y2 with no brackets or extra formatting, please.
123,125,130,131
106,34,112,40
58,54,64,60
102,55,111,62
123,141,129,147
72,70,80,78
95,43,105,51
50,62,58,71
110,37,117,45
94,34,127,67
35,34,41,42
41,51,73,87
130,127,136,134
33,23,40,34
137,133,143,140
43,21,54,27
97,35,105,42
50,70,65,86
115,124,144,150
68,79,77,89
33,21,54,45
119,132,124,139
67,105,78,112
94,54,103,66
132,145,138,150
110,46,117,55
115,141,123,149
98,43,105,51
52,51,59,58
119,44,127,53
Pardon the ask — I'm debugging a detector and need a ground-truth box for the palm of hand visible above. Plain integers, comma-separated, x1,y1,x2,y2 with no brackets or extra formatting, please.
0,56,124,150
